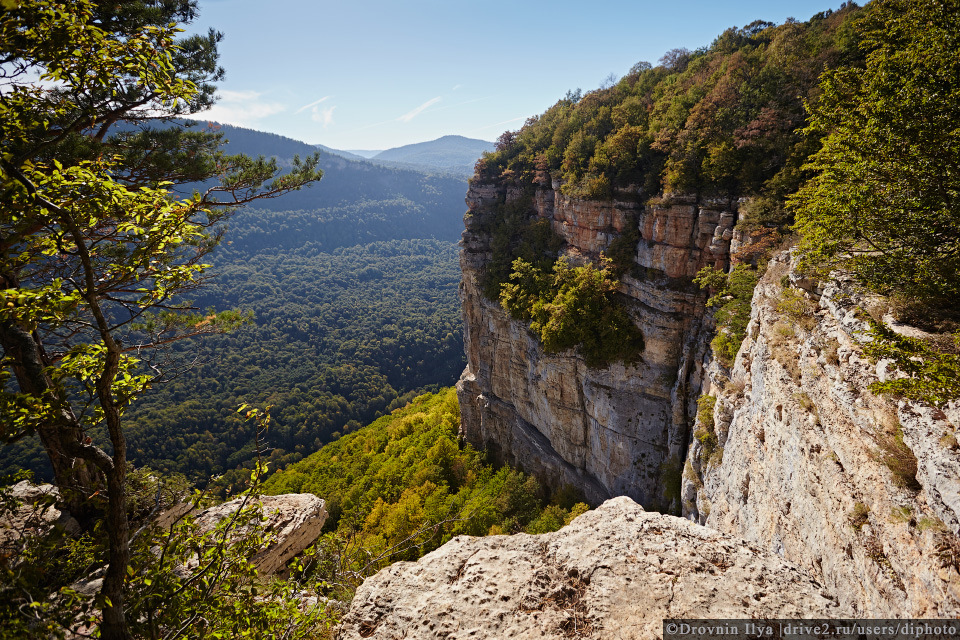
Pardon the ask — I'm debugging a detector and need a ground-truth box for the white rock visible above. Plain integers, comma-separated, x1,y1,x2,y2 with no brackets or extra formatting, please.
337,498,849,640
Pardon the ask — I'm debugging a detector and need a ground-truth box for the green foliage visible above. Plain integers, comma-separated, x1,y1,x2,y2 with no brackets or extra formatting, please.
0,1,322,635
124,466,335,640
864,322,960,408
476,5,861,200
479,193,564,300
80,239,465,486
605,213,641,276
263,389,588,600
500,257,644,368
694,395,719,464
696,395,717,432
791,0,960,314
695,264,760,367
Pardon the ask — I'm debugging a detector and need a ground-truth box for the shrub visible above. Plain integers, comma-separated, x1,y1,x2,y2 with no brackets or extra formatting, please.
777,287,817,331
694,396,719,465
500,257,644,368
849,502,870,531
864,321,960,408
696,265,760,368
872,425,921,492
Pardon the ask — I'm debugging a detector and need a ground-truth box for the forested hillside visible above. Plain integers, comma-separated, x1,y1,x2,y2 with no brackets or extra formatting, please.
264,388,588,599
0,124,469,483
480,6,861,207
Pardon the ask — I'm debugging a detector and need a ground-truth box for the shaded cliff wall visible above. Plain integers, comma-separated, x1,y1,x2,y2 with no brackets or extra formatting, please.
683,252,960,616
456,181,734,509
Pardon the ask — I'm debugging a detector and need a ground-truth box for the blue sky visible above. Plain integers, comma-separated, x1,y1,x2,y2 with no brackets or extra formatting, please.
189,0,847,151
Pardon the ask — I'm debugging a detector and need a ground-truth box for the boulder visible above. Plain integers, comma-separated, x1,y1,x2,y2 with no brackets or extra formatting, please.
0,481,79,550
337,497,849,640
159,493,328,576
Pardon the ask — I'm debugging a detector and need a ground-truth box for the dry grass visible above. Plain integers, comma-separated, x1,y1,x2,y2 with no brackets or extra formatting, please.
934,530,960,575
872,425,921,492
823,337,841,366
849,502,870,531
889,506,913,524
777,287,817,331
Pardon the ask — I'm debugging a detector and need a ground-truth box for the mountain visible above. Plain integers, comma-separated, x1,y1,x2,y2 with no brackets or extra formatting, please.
371,135,494,177
344,149,383,159
0,122,470,483
311,143,369,162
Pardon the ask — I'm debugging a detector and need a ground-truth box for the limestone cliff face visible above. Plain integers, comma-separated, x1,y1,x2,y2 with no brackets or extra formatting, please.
456,180,735,509
456,178,960,617
683,252,960,616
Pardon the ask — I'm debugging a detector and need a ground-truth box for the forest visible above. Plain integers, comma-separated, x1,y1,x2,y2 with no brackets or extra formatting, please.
0,123,470,482
264,388,588,600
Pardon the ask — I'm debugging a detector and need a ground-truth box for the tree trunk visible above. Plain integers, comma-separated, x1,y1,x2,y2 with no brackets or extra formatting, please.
99,465,132,640
0,312,102,518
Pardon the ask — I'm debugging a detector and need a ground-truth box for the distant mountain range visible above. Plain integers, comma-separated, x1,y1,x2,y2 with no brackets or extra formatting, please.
315,134,494,178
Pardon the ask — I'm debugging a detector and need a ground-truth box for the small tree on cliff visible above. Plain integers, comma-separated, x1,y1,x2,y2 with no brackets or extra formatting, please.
0,1,321,637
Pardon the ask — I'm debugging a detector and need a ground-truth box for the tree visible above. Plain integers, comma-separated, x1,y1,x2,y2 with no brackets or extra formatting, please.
0,1,321,637
791,0,960,313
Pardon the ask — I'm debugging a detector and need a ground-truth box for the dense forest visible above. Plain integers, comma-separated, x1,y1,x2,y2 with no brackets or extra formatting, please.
0,123,470,483
479,5,861,205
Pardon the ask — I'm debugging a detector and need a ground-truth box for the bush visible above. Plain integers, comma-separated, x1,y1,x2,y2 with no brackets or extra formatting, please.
864,321,960,408
849,502,870,531
696,264,760,368
872,425,921,492
500,257,644,368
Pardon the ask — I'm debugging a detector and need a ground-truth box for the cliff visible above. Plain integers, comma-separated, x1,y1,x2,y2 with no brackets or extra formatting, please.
337,497,851,640
683,252,960,616
455,179,959,616
457,180,733,510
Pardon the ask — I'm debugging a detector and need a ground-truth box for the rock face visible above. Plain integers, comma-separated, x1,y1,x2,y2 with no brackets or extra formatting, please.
457,182,735,509
159,493,328,576
337,497,851,640
0,481,79,548
457,178,960,617
682,252,960,616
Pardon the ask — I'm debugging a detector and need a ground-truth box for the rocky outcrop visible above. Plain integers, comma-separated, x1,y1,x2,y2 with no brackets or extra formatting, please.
456,176,960,617
158,493,328,576
0,481,80,549
683,252,960,616
457,183,735,509
337,497,851,640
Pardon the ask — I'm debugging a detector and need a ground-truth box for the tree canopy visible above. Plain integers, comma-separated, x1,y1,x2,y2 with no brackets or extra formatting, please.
791,0,960,313
789,0,960,406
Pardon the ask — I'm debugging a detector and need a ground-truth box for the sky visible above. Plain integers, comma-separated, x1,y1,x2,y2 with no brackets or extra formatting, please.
188,0,847,151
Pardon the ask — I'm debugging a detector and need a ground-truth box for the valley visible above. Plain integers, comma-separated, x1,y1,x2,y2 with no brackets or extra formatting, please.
2,0,959,637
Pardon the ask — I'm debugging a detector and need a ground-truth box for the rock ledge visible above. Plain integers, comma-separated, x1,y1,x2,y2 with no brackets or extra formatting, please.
337,497,849,640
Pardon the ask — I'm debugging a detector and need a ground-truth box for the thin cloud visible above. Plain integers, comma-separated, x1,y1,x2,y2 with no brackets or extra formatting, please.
469,116,525,134
398,96,441,123
452,84,463,91
295,96,330,114
217,89,264,102
312,105,336,128
193,89,285,127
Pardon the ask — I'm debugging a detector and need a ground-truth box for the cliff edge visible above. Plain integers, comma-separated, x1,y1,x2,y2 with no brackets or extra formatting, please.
456,180,733,510
337,497,850,640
